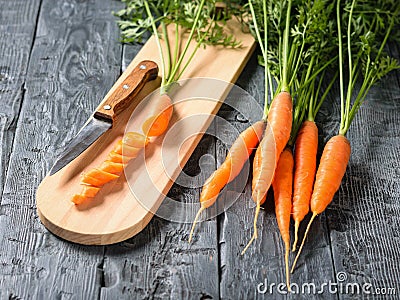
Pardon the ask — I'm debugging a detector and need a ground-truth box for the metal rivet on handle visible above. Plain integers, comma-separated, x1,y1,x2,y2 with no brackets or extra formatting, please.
123,84,129,89
139,64,147,70
103,105,111,110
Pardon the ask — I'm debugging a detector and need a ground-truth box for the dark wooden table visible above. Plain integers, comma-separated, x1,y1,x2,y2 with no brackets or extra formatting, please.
1,1,399,299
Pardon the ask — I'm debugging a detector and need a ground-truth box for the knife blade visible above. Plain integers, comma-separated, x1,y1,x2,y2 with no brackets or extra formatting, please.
49,60,158,176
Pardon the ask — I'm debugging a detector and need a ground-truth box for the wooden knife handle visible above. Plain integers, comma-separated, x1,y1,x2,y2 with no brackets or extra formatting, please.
94,60,158,122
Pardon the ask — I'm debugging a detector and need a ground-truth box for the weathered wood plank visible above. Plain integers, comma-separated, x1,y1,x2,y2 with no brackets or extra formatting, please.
0,0,41,202
0,0,124,298
99,44,220,299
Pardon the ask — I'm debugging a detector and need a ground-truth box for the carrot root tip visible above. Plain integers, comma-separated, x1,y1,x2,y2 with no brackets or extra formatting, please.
285,245,291,292
290,213,317,273
241,203,261,255
292,220,299,252
188,206,205,243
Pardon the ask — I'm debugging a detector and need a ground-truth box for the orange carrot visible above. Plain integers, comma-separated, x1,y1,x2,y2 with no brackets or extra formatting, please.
123,132,149,148
98,161,125,175
142,94,173,137
272,147,293,290
82,169,119,186
113,140,141,158
251,146,266,204
108,151,132,164
243,92,292,254
71,132,149,204
81,186,100,198
291,135,351,272
291,120,318,251
188,121,265,242
71,194,87,205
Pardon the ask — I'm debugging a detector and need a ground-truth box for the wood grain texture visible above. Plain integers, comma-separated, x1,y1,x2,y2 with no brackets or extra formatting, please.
0,0,41,203
0,0,124,298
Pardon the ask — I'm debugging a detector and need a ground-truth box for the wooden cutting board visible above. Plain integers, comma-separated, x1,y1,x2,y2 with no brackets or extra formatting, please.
36,19,256,245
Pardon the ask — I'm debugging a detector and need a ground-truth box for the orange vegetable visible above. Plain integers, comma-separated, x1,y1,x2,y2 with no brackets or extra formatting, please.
108,151,132,164
272,147,293,290
81,186,100,197
243,91,293,254
291,135,351,272
71,194,87,205
113,140,141,158
142,94,173,137
188,121,265,242
82,169,119,186
291,120,318,251
98,161,125,175
71,131,149,204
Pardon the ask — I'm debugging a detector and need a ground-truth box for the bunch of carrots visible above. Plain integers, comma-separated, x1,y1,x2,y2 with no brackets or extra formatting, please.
188,0,400,291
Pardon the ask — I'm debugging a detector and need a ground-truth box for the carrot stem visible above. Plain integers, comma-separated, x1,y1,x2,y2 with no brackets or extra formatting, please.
144,1,166,89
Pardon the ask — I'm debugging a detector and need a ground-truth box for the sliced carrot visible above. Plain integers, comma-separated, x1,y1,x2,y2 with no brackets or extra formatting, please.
113,140,142,158
71,131,150,204
81,186,100,198
84,169,119,183
82,169,119,187
71,194,88,205
122,132,149,148
98,160,125,175
108,151,131,164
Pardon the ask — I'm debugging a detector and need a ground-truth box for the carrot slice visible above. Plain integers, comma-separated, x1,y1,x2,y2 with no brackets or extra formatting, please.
99,160,125,175
113,140,141,158
108,151,131,164
71,194,88,205
81,186,100,198
82,170,118,187
122,132,149,148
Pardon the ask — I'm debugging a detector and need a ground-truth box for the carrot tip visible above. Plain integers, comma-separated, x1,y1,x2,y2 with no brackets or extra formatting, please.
188,206,205,243
241,234,256,255
285,245,291,292
292,221,299,252
290,213,317,273
241,203,261,255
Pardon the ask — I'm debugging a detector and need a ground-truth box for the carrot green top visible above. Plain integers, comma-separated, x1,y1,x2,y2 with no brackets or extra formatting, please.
115,0,241,94
247,0,338,144
336,0,400,136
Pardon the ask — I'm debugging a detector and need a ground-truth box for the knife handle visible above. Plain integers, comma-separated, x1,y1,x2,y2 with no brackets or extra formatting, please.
94,60,159,122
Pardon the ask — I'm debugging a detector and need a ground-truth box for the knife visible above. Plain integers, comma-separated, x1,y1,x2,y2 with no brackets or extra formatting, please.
49,60,159,176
